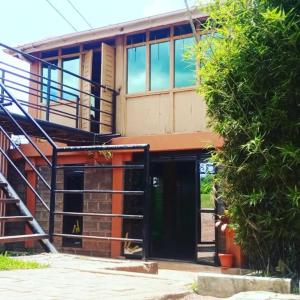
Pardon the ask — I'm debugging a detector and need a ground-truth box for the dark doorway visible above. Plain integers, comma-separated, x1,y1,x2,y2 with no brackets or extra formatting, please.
90,51,101,133
62,167,83,247
150,161,196,261
122,167,144,258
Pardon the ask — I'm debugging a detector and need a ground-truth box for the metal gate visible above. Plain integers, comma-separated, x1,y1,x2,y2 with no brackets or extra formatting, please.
49,144,151,260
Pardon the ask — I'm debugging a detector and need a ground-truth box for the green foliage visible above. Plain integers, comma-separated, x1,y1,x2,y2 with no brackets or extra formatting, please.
201,174,213,194
196,0,300,276
0,253,48,270
201,193,214,208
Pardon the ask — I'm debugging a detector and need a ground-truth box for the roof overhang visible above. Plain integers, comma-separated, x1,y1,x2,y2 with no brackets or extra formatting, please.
9,7,207,55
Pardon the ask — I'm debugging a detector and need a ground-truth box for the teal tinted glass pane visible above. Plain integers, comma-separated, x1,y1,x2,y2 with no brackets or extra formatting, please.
174,37,196,88
150,42,170,91
127,46,146,93
62,57,80,100
41,60,58,102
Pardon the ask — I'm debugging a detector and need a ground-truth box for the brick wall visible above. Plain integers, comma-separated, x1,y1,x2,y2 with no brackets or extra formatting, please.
36,165,112,257
4,161,26,250
36,166,63,239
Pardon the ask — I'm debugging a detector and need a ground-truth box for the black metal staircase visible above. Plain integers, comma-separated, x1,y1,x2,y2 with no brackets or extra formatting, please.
0,43,151,259
0,172,56,252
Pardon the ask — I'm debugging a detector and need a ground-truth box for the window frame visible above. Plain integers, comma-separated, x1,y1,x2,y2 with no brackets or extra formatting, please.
40,48,83,103
126,44,147,94
173,35,197,89
125,24,200,96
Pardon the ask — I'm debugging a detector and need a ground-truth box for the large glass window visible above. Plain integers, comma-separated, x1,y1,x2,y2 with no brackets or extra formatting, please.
62,57,80,100
150,42,170,91
41,60,58,102
174,37,196,88
127,46,146,94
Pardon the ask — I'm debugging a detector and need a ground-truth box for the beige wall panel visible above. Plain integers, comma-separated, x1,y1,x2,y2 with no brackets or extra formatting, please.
100,43,115,133
49,101,76,128
174,90,208,133
115,36,126,135
29,61,41,119
81,50,93,131
126,94,173,136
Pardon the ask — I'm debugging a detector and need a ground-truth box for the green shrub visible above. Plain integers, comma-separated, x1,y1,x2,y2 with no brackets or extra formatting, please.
201,175,213,194
196,0,300,276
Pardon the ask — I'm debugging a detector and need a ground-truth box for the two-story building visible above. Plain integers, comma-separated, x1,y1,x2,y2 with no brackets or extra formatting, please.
0,8,223,264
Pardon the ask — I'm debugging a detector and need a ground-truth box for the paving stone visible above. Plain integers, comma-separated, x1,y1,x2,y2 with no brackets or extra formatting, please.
0,254,298,300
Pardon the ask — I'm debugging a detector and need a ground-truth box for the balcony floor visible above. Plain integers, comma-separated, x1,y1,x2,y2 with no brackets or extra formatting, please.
0,111,119,145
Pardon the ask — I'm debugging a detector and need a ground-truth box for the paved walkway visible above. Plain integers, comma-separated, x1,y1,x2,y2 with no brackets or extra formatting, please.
0,253,206,300
0,254,299,300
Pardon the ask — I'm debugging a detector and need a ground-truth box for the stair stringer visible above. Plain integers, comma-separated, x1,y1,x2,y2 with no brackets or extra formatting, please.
0,172,57,253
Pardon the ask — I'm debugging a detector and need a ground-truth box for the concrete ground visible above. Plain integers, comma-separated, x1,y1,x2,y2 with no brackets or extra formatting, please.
0,253,213,300
0,254,298,300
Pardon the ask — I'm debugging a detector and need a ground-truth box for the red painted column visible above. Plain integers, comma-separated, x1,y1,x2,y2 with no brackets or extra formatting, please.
111,154,124,257
110,152,132,258
25,163,37,248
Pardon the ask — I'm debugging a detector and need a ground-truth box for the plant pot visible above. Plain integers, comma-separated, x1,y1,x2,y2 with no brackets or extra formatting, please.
225,228,245,268
218,253,234,268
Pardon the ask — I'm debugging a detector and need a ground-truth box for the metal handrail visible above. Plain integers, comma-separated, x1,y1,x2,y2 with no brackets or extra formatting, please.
0,82,57,148
0,41,118,134
0,127,51,191
56,144,149,153
0,43,118,94
0,94,112,128
0,62,114,130
0,99,53,167
0,61,114,105
0,147,50,211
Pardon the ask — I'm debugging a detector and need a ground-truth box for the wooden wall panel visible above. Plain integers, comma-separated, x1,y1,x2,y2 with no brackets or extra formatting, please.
49,100,77,128
80,50,93,131
100,43,115,133
123,90,209,136
174,90,208,133
126,93,173,136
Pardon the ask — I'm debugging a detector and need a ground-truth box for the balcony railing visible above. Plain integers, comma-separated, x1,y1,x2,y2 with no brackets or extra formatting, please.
0,43,117,134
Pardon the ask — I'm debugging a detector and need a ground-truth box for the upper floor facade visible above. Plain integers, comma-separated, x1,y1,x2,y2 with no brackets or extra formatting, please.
11,8,210,138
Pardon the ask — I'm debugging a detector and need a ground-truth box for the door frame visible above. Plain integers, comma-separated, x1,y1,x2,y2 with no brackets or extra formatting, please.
148,152,199,263
198,154,218,265
148,150,218,264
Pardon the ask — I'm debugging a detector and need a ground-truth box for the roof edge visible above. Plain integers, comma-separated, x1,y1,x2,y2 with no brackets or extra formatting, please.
9,7,207,55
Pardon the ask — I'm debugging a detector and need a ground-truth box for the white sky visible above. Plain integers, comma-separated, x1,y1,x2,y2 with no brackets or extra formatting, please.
0,0,197,46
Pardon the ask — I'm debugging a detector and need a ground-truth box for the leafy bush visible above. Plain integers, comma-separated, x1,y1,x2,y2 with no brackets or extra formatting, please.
201,174,213,194
197,0,300,276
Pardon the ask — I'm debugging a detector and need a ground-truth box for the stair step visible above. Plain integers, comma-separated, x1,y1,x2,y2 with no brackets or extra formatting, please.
0,234,49,244
0,182,8,188
0,198,20,204
1,102,13,107
0,216,33,222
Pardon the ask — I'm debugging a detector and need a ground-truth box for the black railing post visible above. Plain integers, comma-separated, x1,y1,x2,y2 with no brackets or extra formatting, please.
75,95,80,129
142,145,151,260
46,65,51,121
0,70,5,103
112,91,117,134
49,148,57,242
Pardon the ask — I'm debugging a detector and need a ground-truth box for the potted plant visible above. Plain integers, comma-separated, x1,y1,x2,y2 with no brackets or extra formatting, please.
215,210,233,268
215,210,244,268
